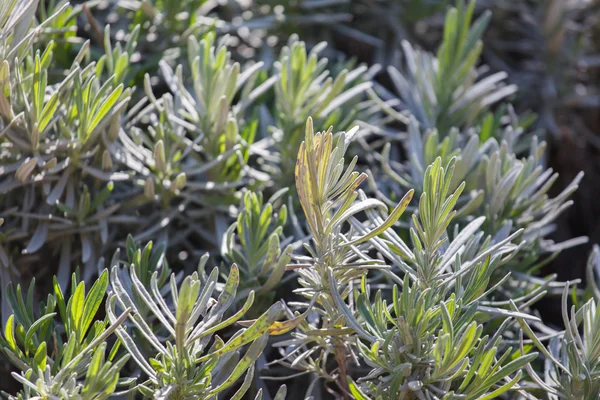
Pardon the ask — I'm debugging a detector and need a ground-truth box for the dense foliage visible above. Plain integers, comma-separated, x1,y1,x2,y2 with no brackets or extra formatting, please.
1,0,599,399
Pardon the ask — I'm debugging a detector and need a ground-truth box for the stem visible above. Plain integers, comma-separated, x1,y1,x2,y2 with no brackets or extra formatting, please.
334,340,350,400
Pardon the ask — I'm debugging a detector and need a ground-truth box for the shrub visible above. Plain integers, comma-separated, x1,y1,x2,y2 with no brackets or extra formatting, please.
1,0,598,399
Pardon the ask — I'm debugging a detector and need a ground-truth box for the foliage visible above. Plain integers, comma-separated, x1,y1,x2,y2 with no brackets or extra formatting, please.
222,189,292,316
0,270,130,399
268,117,412,396
107,258,282,398
0,0,599,399
268,35,373,185
344,158,536,398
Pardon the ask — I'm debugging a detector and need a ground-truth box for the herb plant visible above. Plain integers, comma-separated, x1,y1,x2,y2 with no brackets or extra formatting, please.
1,0,598,399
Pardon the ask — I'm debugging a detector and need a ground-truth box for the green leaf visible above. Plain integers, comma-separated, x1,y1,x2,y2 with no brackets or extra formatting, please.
4,315,17,351
86,342,106,382
198,302,282,362
38,91,59,133
0,60,10,98
346,189,414,246
53,276,67,324
240,295,316,336
24,313,55,354
190,291,256,343
348,377,371,400
328,268,376,342
33,341,47,371
81,270,108,339
33,53,44,121
86,84,124,136
68,281,85,339
175,276,200,351
259,245,291,294
207,334,269,396
230,364,255,400
478,353,537,394
478,370,523,400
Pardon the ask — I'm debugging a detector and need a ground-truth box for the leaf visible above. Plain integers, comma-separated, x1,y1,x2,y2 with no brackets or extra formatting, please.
212,263,240,316
106,298,156,379
327,268,376,342
22,221,47,254
15,158,37,182
207,334,269,396
53,275,67,325
345,189,414,246
175,276,200,350
81,270,108,339
239,295,316,336
24,313,55,353
329,198,387,233
39,91,59,132
230,364,256,400
68,282,85,339
320,81,372,116
87,84,124,136
479,353,537,394
32,54,44,120
476,306,540,322
86,342,105,382
259,245,291,294
3,315,17,351
440,216,485,266
348,377,371,400
0,60,10,98
477,370,523,400
55,306,132,384
509,300,570,377
188,291,255,343
46,168,71,205
198,302,282,362
33,341,47,371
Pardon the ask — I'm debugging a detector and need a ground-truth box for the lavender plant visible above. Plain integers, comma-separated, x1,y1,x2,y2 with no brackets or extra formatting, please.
0,0,599,399
267,35,374,187
221,189,292,315
106,260,283,398
370,1,586,313
0,270,131,399
0,0,134,290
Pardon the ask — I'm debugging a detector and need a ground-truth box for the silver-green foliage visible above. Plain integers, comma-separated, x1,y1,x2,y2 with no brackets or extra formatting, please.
0,270,130,399
344,158,537,399
1,0,599,399
271,117,413,394
371,0,585,311
222,189,292,314
107,258,284,398
0,2,135,287
380,114,584,277
269,35,374,185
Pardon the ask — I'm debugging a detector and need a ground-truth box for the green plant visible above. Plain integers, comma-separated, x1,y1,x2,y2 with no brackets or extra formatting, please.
114,31,271,251
342,158,537,399
371,0,516,135
270,118,413,397
107,257,283,398
368,2,585,315
222,189,292,316
379,114,584,272
269,35,373,187
0,270,131,399
0,0,135,287
514,281,600,400
1,0,598,398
